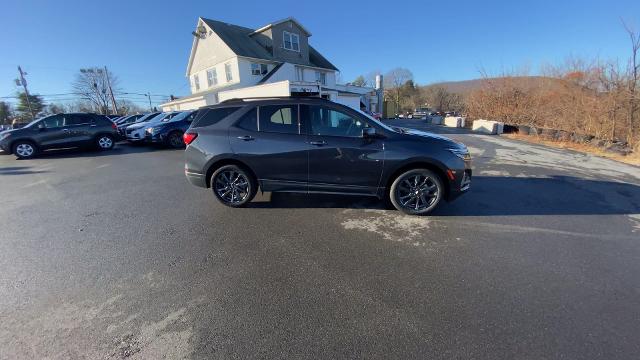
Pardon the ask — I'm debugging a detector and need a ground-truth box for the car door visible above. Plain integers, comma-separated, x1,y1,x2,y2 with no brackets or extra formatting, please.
228,104,308,193
301,104,384,195
36,114,70,148
63,114,95,144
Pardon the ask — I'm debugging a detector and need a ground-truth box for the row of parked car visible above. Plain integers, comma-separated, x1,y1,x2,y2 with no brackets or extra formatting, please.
0,110,198,159
111,111,198,148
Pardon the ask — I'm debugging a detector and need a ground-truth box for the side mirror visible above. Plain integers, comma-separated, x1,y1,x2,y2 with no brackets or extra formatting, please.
362,127,377,138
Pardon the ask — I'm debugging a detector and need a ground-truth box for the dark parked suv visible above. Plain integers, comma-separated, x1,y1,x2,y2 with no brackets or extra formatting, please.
0,113,118,159
144,110,199,148
183,97,471,215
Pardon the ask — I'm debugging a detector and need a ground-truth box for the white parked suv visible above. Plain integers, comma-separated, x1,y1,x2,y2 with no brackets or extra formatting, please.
125,112,179,142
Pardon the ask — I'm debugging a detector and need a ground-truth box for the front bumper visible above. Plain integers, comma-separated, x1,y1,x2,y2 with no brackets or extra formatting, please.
0,139,10,152
446,168,471,201
126,130,147,142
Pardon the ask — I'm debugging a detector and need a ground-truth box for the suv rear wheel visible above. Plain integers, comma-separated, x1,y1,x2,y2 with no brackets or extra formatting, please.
13,141,37,159
96,134,115,150
211,165,257,207
389,168,443,215
167,131,185,148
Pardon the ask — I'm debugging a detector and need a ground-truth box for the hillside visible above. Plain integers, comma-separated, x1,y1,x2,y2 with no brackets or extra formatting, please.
423,76,560,95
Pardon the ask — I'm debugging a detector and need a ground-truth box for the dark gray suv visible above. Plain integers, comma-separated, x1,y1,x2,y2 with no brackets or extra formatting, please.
0,113,118,159
183,97,471,215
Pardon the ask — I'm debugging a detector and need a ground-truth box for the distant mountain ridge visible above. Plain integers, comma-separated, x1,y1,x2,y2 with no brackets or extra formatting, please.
423,76,556,94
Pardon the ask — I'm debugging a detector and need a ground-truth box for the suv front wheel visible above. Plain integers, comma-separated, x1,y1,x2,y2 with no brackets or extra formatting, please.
389,168,444,215
13,141,37,159
211,165,257,207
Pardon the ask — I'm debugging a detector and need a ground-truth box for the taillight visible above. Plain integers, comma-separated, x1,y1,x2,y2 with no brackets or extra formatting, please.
183,132,198,145
111,122,117,129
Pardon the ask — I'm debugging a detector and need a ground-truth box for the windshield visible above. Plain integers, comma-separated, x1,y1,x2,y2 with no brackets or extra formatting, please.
160,112,181,122
162,111,191,122
355,109,396,132
134,113,156,123
137,113,163,123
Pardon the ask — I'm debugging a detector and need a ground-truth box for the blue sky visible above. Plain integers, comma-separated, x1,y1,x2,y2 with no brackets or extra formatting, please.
1,0,638,108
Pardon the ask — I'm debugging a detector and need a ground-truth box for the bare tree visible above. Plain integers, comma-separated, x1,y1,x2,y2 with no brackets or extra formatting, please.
384,68,413,112
72,67,120,115
622,20,640,142
422,86,464,112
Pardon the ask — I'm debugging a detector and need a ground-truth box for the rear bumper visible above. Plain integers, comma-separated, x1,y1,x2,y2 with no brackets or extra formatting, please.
185,168,206,188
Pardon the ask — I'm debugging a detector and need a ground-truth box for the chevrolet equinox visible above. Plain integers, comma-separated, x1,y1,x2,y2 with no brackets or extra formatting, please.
183,97,471,215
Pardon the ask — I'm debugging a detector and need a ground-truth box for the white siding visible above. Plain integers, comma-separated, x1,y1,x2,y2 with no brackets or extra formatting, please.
188,21,235,77
218,81,291,102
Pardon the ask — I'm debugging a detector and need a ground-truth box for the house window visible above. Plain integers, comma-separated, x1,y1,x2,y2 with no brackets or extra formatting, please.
207,68,217,87
225,63,233,82
251,63,268,76
295,66,304,81
193,74,200,91
315,71,326,85
283,31,300,51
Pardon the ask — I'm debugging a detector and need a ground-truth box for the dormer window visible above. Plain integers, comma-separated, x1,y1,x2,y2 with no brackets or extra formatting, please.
283,31,299,52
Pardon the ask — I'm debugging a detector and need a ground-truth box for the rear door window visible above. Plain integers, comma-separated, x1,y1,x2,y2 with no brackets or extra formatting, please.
235,108,257,131
258,105,299,134
192,107,241,128
64,114,93,126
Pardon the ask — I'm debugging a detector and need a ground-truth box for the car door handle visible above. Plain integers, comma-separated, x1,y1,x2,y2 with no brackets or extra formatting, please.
237,135,254,141
309,140,327,146
62,128,70,132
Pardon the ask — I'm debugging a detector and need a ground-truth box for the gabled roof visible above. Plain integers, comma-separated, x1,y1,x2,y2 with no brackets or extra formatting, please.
251,17,312,37
198,17,338,71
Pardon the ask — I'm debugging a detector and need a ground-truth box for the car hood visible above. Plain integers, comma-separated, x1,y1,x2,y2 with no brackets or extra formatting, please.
397,127,467,148
0,128,25,136
126,123,149,130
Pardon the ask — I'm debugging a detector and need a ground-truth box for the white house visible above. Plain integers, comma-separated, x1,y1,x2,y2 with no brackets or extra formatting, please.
160,17,378,112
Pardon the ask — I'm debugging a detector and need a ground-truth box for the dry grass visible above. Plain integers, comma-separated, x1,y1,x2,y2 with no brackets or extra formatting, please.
504,133,640,166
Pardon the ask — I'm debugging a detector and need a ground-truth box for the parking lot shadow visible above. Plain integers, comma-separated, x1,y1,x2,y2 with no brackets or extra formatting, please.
29,142,177,160
248,176,640,216
249,192,387,210
0,165,50,175
434,175,640,216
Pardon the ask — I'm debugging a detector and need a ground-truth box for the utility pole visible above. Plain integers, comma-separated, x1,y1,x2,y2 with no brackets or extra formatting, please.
104,66,118,115
17,66,35,120
146,93,152,112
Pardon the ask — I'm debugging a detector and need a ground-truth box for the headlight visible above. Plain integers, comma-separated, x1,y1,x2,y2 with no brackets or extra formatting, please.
448,147,471,160
0,132,10,140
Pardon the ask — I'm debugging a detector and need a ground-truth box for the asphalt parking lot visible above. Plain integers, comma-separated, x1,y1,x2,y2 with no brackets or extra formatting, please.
1,120,640,359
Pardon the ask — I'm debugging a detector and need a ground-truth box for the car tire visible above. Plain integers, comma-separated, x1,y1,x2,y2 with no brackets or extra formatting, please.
389,168,444,215
95,134,115,150
12,141,38,159
167,131,185,149
210,165,257,208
